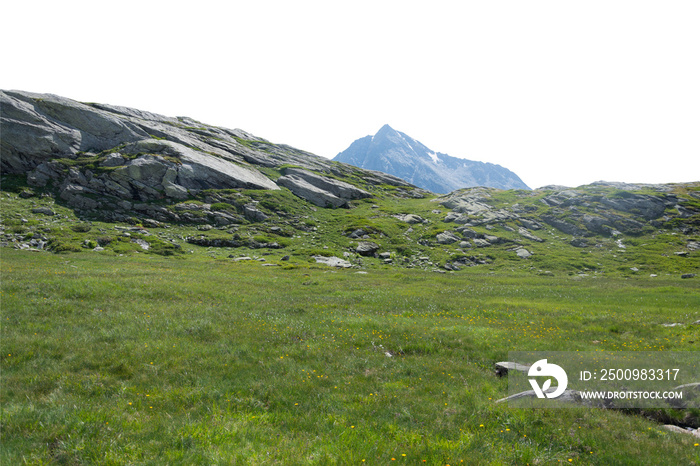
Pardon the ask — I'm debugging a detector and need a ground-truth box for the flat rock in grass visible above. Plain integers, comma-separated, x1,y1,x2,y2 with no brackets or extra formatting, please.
313,256,352,268
393,213,425,224
31,207,55,216
515,248,532,259
495,389,582,404
518,227,544,242
132,238,150,250
495,361,531,377
663,425,700,438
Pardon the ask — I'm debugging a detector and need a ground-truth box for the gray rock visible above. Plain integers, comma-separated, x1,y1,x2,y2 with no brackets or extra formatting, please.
457,227,479,238
0,90,147,173
277,168,371,208
541,215,589,237
121,139,279,193
348,229,367,239
100,153,126,167
393,213,425,224
313,256,353,268
663,425,700,438
473,238,491,248
356,241,380,256
519,218,543,230
436,231,460,244
510,390,583,405
484,235,502,244
132,239,150,250
495,361,531,377
278,174,347,208
518,227,544,243
515,248,532,259
681,273,696,279
31,207,55,216
243,203,268,222
459,241,472,249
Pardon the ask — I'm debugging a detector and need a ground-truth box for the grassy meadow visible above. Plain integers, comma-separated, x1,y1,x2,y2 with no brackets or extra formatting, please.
2,248,700,464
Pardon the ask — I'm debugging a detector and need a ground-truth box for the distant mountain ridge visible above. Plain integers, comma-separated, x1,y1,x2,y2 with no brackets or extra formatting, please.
333,124,530,193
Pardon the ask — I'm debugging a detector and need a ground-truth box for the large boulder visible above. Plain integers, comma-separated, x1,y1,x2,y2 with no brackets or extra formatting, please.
436,231,460,244
277,167,371,208
355,241,380,256
120,139,279,192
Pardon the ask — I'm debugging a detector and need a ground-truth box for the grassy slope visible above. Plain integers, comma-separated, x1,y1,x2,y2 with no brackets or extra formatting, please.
2,249,700,464
2,174,700,463
3,174,699,278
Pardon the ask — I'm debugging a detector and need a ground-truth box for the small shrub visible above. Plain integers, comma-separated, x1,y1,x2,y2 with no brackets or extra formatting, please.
48,240,82,253
96,237,113,246
71,223,92,233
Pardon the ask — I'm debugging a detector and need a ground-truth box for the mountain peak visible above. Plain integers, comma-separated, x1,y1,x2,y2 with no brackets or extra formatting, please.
333,127,530,193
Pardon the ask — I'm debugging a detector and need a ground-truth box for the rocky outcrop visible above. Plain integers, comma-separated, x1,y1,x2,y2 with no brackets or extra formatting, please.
1,90,418,215
277,167,371,208
24,138,279,212
0,90,148,173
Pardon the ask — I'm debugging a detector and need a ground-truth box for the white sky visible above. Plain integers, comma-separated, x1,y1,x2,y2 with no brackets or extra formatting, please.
3,0,699,189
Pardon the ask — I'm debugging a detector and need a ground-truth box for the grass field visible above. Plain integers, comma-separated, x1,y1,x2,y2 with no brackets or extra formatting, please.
2,248,700,464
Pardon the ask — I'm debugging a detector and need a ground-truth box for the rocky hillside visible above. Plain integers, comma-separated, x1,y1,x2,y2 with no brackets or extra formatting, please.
1,90,420,216
333,124,530,193
1,91,698,277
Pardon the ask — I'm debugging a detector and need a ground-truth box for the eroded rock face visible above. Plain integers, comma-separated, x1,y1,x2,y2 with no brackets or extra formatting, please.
277,167,371,208
120,140,279,192
25,138,280,210
0,90,148,173
1,90,419,214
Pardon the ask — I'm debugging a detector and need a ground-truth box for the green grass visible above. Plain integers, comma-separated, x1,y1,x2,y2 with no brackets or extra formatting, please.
2,249,700,464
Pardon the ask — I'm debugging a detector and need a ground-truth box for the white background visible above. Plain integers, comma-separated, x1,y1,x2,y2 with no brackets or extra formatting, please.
3,1,699,189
